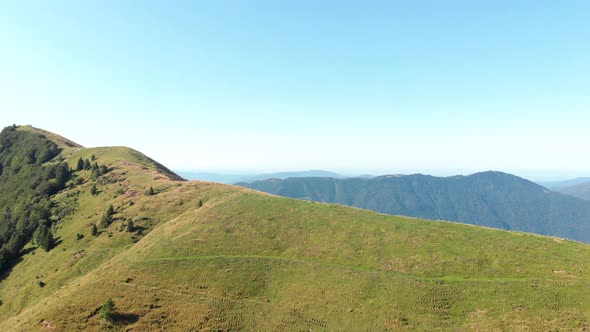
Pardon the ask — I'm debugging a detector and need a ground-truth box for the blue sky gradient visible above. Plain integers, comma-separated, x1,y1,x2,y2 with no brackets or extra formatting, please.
1,1,589,179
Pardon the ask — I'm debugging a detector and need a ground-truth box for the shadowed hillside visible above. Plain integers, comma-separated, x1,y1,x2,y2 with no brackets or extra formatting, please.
0,126,588,331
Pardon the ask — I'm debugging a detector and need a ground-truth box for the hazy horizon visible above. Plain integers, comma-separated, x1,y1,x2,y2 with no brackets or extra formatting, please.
2,2,589,178
174,167,587,182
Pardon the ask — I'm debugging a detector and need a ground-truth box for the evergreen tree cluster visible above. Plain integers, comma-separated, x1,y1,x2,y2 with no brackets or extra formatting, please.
75,157,109,179
0,126,70,272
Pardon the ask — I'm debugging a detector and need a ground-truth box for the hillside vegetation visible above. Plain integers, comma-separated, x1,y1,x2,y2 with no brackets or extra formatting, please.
0,126,72,272
239,173,590,243
0,126,589,331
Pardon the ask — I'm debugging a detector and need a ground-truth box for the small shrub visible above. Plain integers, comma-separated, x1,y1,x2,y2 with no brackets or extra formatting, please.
100,298,116,322
126,220,135,232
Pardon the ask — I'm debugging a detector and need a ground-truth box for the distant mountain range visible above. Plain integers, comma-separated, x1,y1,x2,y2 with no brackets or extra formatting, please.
176,170,343,184
538,177,590,201
554,182,590,201
538,177,590,189
239,171,590,243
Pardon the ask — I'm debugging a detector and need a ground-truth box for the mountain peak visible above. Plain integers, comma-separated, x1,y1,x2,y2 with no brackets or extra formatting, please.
8,125,184,182
16,125,83,149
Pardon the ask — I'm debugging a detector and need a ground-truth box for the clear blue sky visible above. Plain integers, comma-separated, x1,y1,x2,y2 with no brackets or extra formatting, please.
1,1,589,179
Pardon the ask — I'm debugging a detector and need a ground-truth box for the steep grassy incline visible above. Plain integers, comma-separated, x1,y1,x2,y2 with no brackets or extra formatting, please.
0,127,588,331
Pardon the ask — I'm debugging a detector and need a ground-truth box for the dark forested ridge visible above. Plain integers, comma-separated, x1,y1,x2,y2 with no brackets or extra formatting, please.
0,126,71,271
239,172,590,243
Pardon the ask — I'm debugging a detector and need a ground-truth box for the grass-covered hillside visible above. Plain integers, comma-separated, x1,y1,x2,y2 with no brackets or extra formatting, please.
239,173,590,243
0,126,589,331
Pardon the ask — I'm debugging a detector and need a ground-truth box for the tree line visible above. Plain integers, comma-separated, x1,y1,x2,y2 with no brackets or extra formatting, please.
0,127,73,271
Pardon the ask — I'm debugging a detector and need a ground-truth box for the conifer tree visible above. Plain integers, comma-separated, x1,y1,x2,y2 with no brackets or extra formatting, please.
54,163,71,188
76,157,84,171
90,162,100,179
106,204,114,217
100,298,115,322
33,222,54,252
100,205,115,229
126,219,135,232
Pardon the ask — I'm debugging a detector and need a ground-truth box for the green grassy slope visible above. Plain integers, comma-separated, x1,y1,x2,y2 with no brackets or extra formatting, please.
0,128,589,331
238,173,590,243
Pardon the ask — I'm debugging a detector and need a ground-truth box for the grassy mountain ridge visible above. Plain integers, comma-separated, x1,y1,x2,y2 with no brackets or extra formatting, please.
18,125,83,149
0,127,589,330
239,172,590,243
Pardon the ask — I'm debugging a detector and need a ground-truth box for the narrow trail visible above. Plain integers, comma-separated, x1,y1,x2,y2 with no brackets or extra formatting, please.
126,254,558,283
